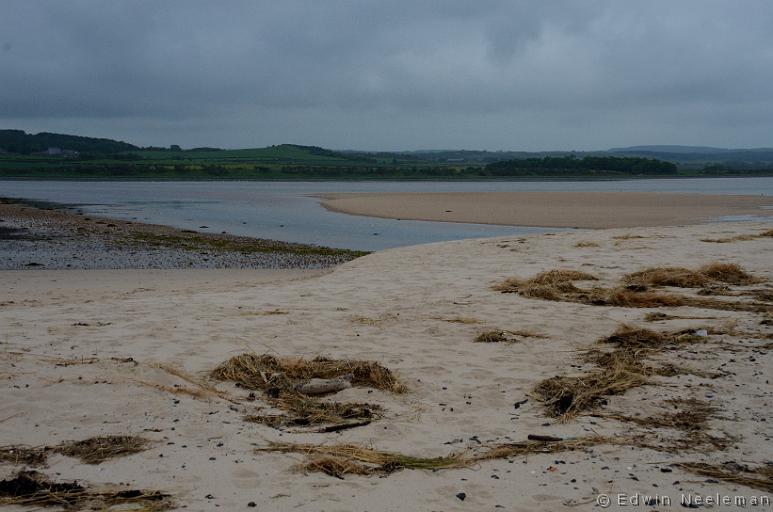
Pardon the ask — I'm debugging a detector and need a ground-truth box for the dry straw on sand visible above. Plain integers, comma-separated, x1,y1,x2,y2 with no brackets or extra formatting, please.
531,325,716,419
54,435,150,465
494,264,771,312
260,436,617,479
623,262,761,288
0,435,150,467
701,229,773,243
212,353,402,429
211,353,403,393
0,470,172,510
675,462,773,493
474,329,544,343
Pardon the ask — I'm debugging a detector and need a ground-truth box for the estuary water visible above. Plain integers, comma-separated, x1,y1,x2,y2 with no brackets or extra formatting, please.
1,178,772,251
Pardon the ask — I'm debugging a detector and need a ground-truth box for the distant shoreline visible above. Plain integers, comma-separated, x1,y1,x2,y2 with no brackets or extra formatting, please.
320,191,773,229
0,197,367,270
3,173,773,182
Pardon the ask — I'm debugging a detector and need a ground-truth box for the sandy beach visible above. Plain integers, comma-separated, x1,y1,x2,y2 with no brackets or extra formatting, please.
321,191,773,228
2,217,772,510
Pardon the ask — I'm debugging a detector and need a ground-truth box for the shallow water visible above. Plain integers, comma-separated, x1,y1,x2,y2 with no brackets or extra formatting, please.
1,178,772,250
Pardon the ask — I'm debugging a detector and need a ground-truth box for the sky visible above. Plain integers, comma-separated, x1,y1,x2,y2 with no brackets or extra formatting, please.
1,1,772,151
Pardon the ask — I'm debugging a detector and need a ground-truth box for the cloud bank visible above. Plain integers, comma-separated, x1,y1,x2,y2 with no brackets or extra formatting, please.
1,0,772,149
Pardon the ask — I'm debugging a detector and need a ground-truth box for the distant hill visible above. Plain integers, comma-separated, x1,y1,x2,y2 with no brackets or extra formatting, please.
607,145,773,168
0,129,139,155
609,145,733,154
1,128,771,178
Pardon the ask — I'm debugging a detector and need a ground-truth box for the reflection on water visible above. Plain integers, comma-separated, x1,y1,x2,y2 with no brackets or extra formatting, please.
1,178,772,250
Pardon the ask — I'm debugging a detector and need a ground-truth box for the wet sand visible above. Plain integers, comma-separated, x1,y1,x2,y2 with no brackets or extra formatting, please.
320,191,773,228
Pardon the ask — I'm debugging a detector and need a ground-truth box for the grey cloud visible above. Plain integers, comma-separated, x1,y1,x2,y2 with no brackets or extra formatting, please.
1,0,772,149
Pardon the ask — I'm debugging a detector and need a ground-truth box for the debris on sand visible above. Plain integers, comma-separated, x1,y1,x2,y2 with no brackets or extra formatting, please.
494,266,771,312
623,262,762,288
701,230,773,243
0,446,48,466
532,361,646,419
595,398,729,447
532,325,719,419
244,399,381,429
474,329,544,343
574,241,600,248
0,435,150,467
261,435,620,478
211,353,403,393
675,462,773,493
492,269,598,297
213,353,402,430
643,312,716,322
597,325,706,351
54,435,150,465
0,470,172,510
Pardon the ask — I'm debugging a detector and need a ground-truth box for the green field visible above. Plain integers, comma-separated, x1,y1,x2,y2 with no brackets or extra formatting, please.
2,130,772,180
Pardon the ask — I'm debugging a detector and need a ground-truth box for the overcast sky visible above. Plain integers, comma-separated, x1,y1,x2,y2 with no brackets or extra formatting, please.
1,1,772,150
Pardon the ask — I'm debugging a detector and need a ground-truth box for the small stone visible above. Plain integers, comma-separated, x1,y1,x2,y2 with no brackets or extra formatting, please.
455,492,466,501
247,502,257,507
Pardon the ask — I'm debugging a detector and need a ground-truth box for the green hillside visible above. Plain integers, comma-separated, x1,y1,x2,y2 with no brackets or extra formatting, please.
1,130,772,179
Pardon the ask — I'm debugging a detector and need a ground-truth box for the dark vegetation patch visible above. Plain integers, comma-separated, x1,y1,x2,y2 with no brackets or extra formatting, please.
129,232,368,258
0,470,172,510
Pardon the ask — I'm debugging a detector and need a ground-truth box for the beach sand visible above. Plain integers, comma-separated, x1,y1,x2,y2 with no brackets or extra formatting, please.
321,191,773,228
2,220,772,510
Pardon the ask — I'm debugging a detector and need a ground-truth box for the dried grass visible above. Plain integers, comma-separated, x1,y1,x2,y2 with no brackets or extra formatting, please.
623,263,761,288
495,267,771,313
213,353,401,430
701,230,773,243
675,462,773,493
211,353,403,393
574,241,600,248
261,435,616,477
54,435,149,465
492,269,598,299
245,399,381,428
532,324,719,419
532,361,647,419
474,329,544,343
0,470,172,510
643,312,717,322
433,316,480,324
612,234,647,240
0,446,48,466
598,398,716,431
0,435,150,467
598,325,707,351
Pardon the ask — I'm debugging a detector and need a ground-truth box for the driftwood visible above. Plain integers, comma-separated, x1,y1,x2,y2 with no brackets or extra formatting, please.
294,377,352,396
527,434,563,442
314,420,372,433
